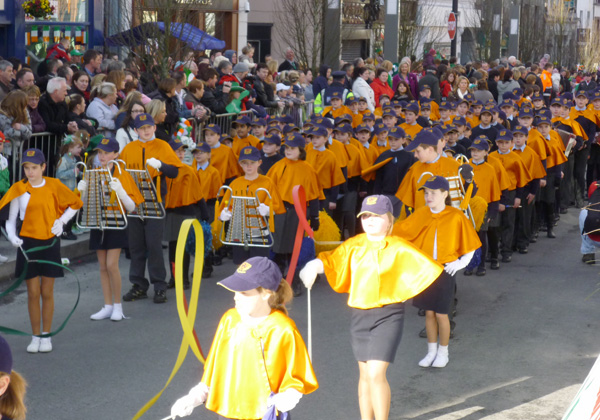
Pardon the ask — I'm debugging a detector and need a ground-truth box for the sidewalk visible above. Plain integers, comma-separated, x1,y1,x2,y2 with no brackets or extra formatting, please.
0,233,94,284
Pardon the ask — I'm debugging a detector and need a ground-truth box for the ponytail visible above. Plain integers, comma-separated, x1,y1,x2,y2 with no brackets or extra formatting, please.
262,279,293,316
0,371,27,420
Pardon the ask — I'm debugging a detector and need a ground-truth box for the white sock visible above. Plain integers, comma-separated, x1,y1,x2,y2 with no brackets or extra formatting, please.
41,332,51,340
31,335,40,341
105,304,114,311
427,342,438,353
437,344,448,356
112,303,121,310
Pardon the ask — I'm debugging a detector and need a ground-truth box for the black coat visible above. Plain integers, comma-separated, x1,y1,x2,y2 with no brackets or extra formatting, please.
148,89,179,136
254,78,279,108
38,93,74,135
418,73,441,104
200,85,228,114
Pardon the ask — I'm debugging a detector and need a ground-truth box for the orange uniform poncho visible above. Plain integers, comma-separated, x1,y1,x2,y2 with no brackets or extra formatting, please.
232,134,262,158
305,147,346,190
266,158,323,204
393,206,481,264
218,175,285,215
469,160,502,204
0,178,83,240
488,150,532,191
193,160,223,201
164,164,203,209
201,309,318,419
318,233,443,309
119,138,183,178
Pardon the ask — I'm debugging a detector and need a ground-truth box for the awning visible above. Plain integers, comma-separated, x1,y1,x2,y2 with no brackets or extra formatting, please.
105,22,225,51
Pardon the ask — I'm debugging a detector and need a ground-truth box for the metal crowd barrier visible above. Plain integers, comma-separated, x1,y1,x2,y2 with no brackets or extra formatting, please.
10,131,63,183
266,100,315,127
189,110,253,144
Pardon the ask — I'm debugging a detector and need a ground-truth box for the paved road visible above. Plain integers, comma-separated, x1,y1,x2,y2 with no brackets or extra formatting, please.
1,210,599,420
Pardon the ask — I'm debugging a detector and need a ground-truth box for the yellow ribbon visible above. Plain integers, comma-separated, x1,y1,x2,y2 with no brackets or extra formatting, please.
132,219,205,420
156,175,162,203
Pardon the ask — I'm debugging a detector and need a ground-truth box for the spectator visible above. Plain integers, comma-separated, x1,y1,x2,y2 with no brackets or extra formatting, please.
105,70,126,106
14,68,35,91
419,66,441,104
148,78,180,137
24,85,46,133
440,69,458,98
172,71,203,119
278,47,300,71
370,68,394,108
90,73,106,92
0,90,32,159
254,63,283,109
0,60,14,102
577,72,597,94
392,80,414,102
497,69,520,102
223,50,238,65
313,65,331,98
473,79,494,103
216,58,233,78
67,93,96,136
146,99,170,141
82,49,102,79
115,99,145,151
423,49,436,68
38,77,78,136
487,69,500,102
238,45,256,69
342,62,354,90
87,82,119,137
352,67,375,111
46,38,71,62
450,76,472,101
69,71,91,104
266,60,279,80
56,64,73,87
392,57,419,98
200,68,230,114
299,70,314,101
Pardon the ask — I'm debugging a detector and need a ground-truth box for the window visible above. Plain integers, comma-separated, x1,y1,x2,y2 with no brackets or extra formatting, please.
53,0,88,22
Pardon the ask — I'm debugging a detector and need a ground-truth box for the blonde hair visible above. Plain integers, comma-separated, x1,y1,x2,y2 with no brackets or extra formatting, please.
258,279,293,316
0,371,27,420
90,73,106,90
146,99,166,120
90,82,117,100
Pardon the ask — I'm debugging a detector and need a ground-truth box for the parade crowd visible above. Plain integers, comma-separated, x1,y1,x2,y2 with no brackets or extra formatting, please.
2,42,600,420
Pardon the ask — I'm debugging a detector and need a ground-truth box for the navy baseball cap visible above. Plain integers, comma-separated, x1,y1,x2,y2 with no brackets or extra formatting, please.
238,146,261,162
279,114,294,124
550,97,562,107
203,123,221,135
382,108,397,118
169,138,185,151
332,70,346,79
22,148,45,165
283,124,300,134
563,92,574,101
218,257,282,292
519,107,534,118
194,142,211,153
308,126,328,137
420,102,431,110
496,128,514,141
453,116,467,126
220,133,233,143
512,125,528,136
357,96,368,102
330,91,344,101
387,126,406,139
534,115,552,126
405,102,420,114
284,132,306,148
355,123,370,133
575,90,588,98
334,115,352,125
95,136,119,153
443,124,458,134
471,100,484,108
503,92,517,101
469,136,490,151
418,175,450,191
512,88,524,97
346,97,358,105
405,129,440,152
314,117,334,130
266,125,282,134
232,115,252,127
263,133,282,146
333,123,353,134
536,108,552,119
480,105,494,116
357,195,393,217
251,118,267,127
532,92,544,101
420,84,432,92
361,112,375,121
373,123,388,135
134,113,155,129
590,91,600,101
439,101,451,111
0,335,12,374
267,115,279,125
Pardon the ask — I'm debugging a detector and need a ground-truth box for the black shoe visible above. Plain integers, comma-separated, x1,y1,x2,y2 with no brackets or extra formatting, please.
167,279,176,289
547,229,556,238
418,308,426,316
202,264,213,278
183,281,190,290
490,259,500,270
419,327,427,338
530,234,538,243
539,225,547,232
123,286,148,301
476,267,486,276
560,208,568,214
213,254,222,266
501,255,512,263
582,253,596,264
518,247,528,254
292,278,303,297
464,269,474,276
153,290,167,303
61,231,77,240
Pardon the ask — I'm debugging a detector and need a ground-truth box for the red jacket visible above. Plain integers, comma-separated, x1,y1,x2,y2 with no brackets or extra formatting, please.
370,78,394,107
46,44,71,62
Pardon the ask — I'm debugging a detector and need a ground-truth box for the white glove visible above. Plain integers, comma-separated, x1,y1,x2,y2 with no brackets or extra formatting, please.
299,259,324,290
77,180,87,193
170,382,208,418
51,219,64,237
258,203,270,217
146,157,162,170
444,260,462,276
109,178,125,195
271,389,303,413
219,208,232,222
7,233,23,248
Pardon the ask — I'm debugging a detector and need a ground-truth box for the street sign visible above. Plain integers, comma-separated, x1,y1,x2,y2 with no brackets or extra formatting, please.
448,12,457,40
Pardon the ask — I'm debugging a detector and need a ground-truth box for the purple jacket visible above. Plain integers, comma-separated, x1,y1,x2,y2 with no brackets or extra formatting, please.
28,107,46,133
393,73,419,99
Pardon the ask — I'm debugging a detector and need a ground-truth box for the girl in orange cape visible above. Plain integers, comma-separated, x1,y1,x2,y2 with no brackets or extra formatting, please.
394,176,481,368
170,257,318,420
300,195,443,420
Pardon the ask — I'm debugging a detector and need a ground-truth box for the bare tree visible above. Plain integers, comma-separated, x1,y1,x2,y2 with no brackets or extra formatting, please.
545,0,578,67
397,0,446,59
518,1,546,64
578,28,600,71
274,0,326,72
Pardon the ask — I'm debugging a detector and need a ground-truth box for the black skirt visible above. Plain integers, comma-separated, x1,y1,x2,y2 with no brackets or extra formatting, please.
350,302,405,363
272,209,299,254
16,236,63,279
89,228,128,250
412,271,455,314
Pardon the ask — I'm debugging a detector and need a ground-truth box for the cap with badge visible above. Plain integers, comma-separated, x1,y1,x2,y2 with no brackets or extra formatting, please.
480,105,494,115
495,129,514,142
373,123,388,135
22,148,45,165
512,88,524,97
575,89,588,98
439,101,452,111
218,257,283,292
361,112,375,121
134,113,155,129
405,101,420,114
203,123,221,135
418,175,450,191
345,97,358,106
452,116,467,126
169,137,185,151
503,92,516,101
308,126,328,137
232,115,252,127
420,102,431,110
512,125,528,136
357,96,368,102
357,195,394,217
469,136,490,151
550,97,562,107
266,125,282,135
499,99,515,109
238,146,261,162
267,115,279,125
194,142,211,153
405,129,441,152
333,123,353,134
420,84,432,92
443,124,458,134
95,136,119,153
285,132,306,148
534,115,552,126
532,91,544,101
387,126,406,139
283,124,300,134
590,91,600,101
263,133,282,146
382,108,397,118
536,108,552,119
334,115,352,126
251,118,267,127
220,133,233,143
355,123,371,133
518,107,534,118
330,91,344,101
314,117,334,130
